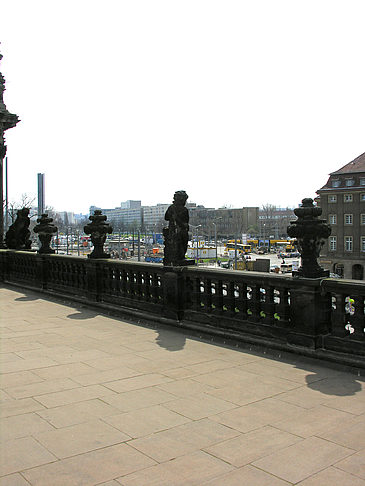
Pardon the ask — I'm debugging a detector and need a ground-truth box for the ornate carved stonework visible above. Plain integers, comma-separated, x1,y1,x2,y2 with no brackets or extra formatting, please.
5,207,32,250
84,210,113,259
34,214,58,254
0,52,20,248
287,198,331,278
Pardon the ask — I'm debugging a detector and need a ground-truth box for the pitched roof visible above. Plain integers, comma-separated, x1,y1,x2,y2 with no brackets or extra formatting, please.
331,152,365,175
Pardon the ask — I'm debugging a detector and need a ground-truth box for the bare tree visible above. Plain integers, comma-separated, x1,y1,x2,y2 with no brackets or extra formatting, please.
7,193,36,224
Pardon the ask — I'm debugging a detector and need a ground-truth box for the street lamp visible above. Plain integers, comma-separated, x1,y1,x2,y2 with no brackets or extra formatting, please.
212,217,222,266
190,224,201,264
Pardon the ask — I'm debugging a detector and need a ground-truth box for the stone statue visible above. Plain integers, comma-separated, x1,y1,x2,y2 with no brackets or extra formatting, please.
163,190,191,266
5,207,32,250
33,214,58,254
84,210,113,259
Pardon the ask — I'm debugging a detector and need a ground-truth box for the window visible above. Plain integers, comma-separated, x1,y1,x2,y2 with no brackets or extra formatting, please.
344,194,353,202
360,178,365,186
344,214,353,225
361,194,365,201
332,179,341,187
362,214,365,225
345,178,354,186
329,214,337,225
328,195,337,203
345,236,353,252
362,237,365,252
329,236,337,251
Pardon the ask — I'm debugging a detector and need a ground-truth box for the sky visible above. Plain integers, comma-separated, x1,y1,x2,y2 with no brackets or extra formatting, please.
1,0,365,214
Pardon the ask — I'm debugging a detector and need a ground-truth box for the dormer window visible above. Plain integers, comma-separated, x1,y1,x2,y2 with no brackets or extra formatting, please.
345,178,354,186
360,178,365,186
332,179,341,187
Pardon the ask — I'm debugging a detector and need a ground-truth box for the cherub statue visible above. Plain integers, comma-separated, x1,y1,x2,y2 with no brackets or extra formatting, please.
163,190,189,266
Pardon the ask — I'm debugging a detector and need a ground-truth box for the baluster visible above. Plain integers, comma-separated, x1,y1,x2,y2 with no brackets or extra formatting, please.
248,284,261,322
136,271,143,299
275,287,290,327
331,292,348,337
204,277,212,311
236,281,248,319
143,272,150,301
227,281,236,316
212,279,223,313
152,272,160,303
262,286,275,325
121,269,128,295
192,277,202,311
349,294,365,341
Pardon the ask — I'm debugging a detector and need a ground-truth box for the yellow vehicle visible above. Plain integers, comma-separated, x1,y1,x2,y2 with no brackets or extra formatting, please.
225,241,252,254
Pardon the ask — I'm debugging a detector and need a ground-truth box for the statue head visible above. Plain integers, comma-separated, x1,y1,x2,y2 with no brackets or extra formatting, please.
173,190,188,206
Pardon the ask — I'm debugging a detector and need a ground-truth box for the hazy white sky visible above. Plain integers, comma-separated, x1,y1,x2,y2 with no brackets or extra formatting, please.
1,0,365,214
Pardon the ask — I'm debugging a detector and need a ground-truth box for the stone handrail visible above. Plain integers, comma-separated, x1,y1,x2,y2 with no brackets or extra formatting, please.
1,249,364,369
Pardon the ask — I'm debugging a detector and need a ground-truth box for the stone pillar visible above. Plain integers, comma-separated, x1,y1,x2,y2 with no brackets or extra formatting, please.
162,267,185,320
287,279,331,349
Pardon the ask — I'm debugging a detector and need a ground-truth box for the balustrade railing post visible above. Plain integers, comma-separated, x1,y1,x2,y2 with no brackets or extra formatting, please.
287,280,331,348
34,254,47,290
85,259,102,302
162,266,185,320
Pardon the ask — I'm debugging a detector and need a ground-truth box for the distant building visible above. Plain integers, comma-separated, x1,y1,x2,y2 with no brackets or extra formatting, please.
189,206,259,238
58,211,76,225
259,207,295,239
317,152,365,280
89,201,143,229
89,200,259,238
142,204,170,230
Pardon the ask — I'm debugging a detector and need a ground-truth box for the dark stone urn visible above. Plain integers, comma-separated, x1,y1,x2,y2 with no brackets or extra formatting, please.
84,210,112,259
33,214,58,254
287,198,331,278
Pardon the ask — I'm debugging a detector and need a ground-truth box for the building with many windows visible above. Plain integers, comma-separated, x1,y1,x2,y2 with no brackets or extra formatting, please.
89,201,143,229
317,152,365,279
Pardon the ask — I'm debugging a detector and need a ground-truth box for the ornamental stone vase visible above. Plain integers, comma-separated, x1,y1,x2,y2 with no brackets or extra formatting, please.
33,214,58,254
84,210,113,259
287,198,331,278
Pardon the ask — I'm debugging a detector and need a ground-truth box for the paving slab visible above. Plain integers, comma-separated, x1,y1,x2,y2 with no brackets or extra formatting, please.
117,450,233,486
296,466,365,485
128,417,239,462
21,443,156,486
252,436,354,483
204,425,301,467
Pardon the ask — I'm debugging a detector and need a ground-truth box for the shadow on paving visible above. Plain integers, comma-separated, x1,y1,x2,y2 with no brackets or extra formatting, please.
15,294,39,302
67,309,99,320
155,329,186,351
304,371,363,396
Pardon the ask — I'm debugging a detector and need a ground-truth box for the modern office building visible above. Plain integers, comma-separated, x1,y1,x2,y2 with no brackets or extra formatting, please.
142,204,170,230
317,152,365,279
89,201,143,229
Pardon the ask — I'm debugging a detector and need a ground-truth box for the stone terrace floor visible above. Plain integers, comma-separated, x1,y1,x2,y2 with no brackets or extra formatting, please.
1,285,365,486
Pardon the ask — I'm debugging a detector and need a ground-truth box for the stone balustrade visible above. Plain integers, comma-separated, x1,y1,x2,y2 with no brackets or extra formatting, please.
1,249,364,369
